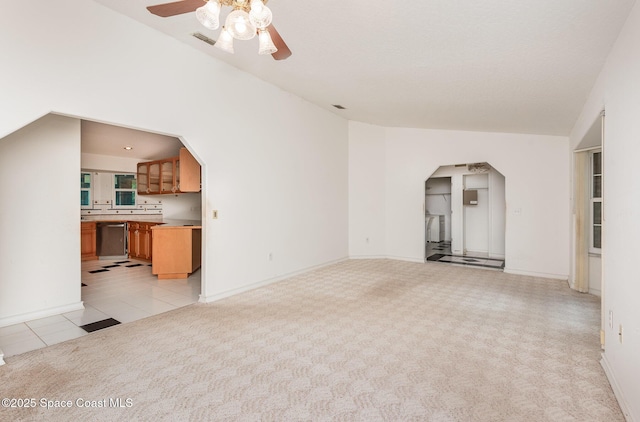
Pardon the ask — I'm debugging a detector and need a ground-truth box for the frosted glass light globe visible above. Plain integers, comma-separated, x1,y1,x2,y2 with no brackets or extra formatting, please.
249,0,273,29
225,9,256,40
258,28,278,55
196,0,221,30
215,27,235,54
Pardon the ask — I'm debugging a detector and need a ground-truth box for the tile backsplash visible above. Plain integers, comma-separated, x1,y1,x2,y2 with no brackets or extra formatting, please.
81,199,163,217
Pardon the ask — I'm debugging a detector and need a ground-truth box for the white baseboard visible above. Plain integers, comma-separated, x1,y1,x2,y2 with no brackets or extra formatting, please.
503,267,568,280
199,257,349,303
0,302,84,328
589,287,602,297
349,255,387,260
601,353,636,422
384,255,425,263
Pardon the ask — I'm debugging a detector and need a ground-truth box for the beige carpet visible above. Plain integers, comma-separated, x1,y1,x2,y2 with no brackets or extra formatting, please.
0,259,623,421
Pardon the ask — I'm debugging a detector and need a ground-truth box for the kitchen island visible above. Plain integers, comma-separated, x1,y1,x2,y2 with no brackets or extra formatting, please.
151,221,202,279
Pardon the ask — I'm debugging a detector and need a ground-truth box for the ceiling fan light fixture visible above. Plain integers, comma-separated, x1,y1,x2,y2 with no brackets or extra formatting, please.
196,0,221,30
249,0,272,29
147,0,290,59
258,28,277,55
215,27,235,54
225,9,256,40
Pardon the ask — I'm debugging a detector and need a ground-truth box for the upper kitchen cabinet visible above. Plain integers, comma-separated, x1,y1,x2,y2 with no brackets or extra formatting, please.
161,158,177,194
137,161,161,194
178,147,201,192
137,147,200,195
137,162,149,194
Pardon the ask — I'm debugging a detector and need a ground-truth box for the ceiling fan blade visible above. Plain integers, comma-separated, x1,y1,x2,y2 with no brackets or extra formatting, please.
147,0,205,18
267,24,292,60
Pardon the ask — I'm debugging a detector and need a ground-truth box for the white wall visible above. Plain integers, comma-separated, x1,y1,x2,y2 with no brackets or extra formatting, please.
81,152,141,173
349,122,570,278
588,255,601,296
0,114,83,325
159,193,202,220
0,0,348,322
569,3,640,419
348,122,386,258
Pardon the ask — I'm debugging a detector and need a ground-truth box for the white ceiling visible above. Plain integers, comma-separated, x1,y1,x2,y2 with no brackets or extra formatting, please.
81,120,183,160
93,0,635,136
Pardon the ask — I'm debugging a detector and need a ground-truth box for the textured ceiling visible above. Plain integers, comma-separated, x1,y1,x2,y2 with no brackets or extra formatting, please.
93,0,636,136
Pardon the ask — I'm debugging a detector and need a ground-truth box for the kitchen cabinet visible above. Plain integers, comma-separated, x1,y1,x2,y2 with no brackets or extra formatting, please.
81,222,97,261
92,172,113,206
151,225,201,279
128,222,158,261
137,148,200,195
178,147,201,192
161,158,177,194
137,162,162,195
137,163,149,194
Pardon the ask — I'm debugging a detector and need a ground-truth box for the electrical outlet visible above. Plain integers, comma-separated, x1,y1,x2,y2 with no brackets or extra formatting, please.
366,237,370,243
268,252,273,261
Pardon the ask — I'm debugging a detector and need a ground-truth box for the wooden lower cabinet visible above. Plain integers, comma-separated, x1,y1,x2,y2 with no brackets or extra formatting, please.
81,222,97,261
128,222,157,261
151,226,201,279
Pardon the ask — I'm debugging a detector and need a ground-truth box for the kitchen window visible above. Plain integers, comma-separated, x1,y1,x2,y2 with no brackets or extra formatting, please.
590,150,602,253
81,172,92,209
114,174,137,208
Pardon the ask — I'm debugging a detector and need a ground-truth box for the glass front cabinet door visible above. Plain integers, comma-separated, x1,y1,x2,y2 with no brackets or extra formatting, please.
161,159,176,193
148,162,160,194
137,163,149,194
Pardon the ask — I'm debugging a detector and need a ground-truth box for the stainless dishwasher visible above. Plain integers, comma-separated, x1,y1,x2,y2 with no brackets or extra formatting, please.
96,222,127,258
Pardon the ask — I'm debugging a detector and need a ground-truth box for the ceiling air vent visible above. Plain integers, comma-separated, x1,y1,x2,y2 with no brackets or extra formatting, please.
192,32,216,46
332,104,346,110
467,162,491,173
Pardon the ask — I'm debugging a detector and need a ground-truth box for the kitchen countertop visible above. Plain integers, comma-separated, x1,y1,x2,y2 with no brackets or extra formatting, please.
152,219,202,228
81,216,201,228
81,215,164,222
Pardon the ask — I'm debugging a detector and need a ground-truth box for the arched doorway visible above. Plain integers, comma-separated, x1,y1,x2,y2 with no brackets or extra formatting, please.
425,162,505,270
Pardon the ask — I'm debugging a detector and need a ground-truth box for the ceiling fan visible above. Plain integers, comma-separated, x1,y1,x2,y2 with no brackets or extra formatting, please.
146,0,292,60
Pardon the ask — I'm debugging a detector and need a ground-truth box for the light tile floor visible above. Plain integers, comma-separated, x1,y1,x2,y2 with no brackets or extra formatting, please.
0,259,200,359
425,241,505,269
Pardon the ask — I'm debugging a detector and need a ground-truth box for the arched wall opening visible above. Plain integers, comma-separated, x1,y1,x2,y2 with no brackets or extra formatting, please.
0,112,206,328
424,162,505,268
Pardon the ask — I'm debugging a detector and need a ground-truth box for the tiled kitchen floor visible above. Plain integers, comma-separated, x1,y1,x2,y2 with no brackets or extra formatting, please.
0,259,200,359
426,241,505,270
